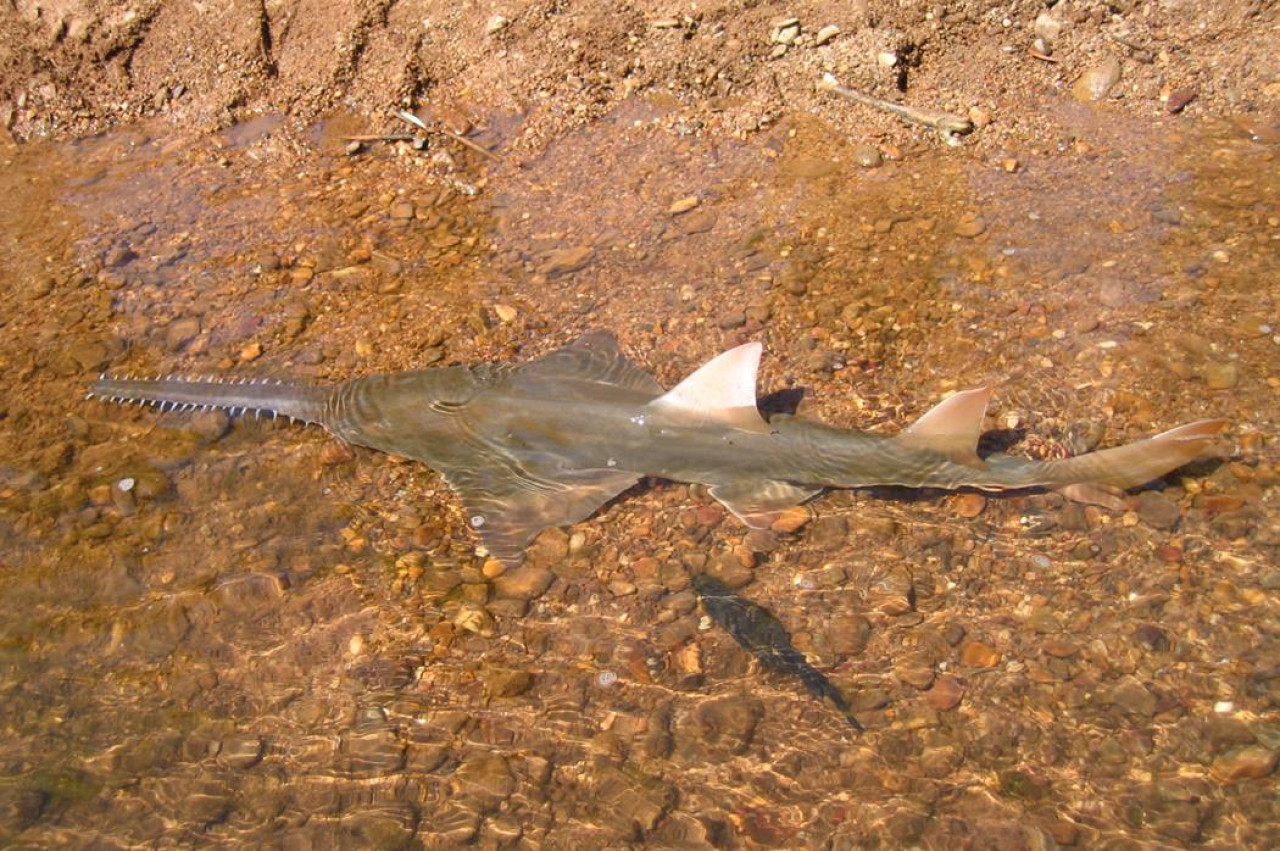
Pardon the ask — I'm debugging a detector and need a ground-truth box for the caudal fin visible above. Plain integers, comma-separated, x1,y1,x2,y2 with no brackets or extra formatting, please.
1049,419,1228,506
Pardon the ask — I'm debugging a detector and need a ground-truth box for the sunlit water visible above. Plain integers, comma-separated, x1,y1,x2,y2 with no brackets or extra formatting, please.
1,101,1277,846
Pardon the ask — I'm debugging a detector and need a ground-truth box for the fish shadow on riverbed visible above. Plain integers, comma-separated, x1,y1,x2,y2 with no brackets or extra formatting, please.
757,387,807,418
691,573,864,732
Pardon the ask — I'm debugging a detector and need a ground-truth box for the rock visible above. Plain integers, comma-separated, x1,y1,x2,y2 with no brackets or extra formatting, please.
608,579,636,596
1211,508,1258,539
370,251,403,275
1210,746,1277,783
1203,361,1239,389
189,409,231,441
103,244,137,268
716,310,746,329
926,675,965,711
1033,13,1064,42
828,613,872,656
1203,716,1257,752
67,340,109,372
771,506,812,533
1135,491,1181,530
898,666,935,689
218,735,264,769
868,565,914,615
677,209,718,236
132,467,172,499
342,805,418,848
954,214,987,238
541,245,593,276
953,493,986,518
483,667,534,698
491,563,552,596
165,317,201,351
920,745,963,777
770,19,801,45
959,640,1001,668
1235,315,1272,338
851,144,882,168
705,550,754,589
808,516,848,549
485,14,509,35
525,527,569,567
689,696,762,755
238,341,262,362
1111,676,1157,716
1133,624,1171,652
792,563,846,590
341,730,406,775
1042,639,1079,658
492,304,518,323
814,24,840,46
1167,89,1197,114
451,752,515,803
668,196,700,214
1025,607,1061,634
1073,56,1122,102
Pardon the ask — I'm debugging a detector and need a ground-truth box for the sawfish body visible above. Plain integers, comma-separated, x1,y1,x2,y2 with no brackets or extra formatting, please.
88,332,1226,563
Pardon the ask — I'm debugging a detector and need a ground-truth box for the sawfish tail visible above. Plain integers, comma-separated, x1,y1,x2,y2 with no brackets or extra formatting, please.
1038,419,1229,501
87,374,329,425
972,418,1230,508
886,388,1227,501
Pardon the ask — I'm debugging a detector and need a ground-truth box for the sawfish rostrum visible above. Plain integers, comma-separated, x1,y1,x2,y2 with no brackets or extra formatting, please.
88,332,1226,563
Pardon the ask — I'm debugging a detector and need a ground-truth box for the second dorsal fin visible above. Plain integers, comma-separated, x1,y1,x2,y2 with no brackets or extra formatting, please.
898,387,992,468
644,342,772,433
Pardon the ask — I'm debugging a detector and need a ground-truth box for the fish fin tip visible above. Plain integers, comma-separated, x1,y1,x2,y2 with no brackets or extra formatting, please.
1056,482,1128,511
1154,418,1229,443
710,481,822,528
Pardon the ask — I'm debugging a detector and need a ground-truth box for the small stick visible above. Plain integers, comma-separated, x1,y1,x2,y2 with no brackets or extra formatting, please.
395,110,501,161
341,134,416,143
817,72,973,145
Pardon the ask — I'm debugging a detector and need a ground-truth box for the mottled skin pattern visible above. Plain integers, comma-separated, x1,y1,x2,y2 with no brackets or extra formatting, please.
89,332,1226,563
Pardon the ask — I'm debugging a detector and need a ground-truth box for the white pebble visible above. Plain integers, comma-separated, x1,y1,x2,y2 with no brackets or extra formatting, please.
1214,700,1235,714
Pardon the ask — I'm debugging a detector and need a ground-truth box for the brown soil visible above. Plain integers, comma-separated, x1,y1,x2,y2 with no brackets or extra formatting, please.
3,0,1278,150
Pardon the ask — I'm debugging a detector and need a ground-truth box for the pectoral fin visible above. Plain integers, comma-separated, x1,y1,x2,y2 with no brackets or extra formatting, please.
440,461,640,564
1055,482,1128,511
898,387,992,468
709,480,824,529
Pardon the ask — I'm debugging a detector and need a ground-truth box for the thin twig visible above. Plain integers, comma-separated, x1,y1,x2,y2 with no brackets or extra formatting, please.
341,134,416,142
394,110,501,161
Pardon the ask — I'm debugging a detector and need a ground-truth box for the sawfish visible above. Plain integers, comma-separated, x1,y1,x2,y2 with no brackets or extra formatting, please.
87,332,1226,563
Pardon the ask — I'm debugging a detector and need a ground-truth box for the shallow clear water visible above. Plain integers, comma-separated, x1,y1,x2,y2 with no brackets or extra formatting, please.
0,101,1277,846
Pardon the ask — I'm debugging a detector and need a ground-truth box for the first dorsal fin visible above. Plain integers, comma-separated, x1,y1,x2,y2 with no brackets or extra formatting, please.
517,332,664,395
644,342,772,433
899,387,992,468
